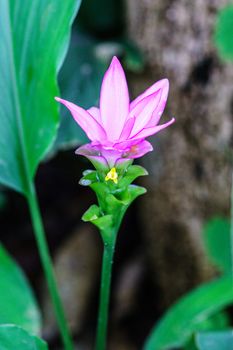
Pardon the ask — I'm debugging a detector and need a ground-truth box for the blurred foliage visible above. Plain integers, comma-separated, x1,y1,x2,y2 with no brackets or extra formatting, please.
144,210,233,350
202,217,231,274
0,188,7,211
0,325,48,350
196,330,233,350
185,312,230,350
0,245,41,334
214,4,233,61
143,277,233,350
77,0,125,37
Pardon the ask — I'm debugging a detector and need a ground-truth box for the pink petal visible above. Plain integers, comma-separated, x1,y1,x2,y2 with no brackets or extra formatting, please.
131,79,169,129
55,97,106,142
75,143,109,170
113,138,142,151
130,78,169,110
99,56,130,140
123,140,153,159
119,117,136,140
131,117,175,140
87,107,101,123
129,91,162,136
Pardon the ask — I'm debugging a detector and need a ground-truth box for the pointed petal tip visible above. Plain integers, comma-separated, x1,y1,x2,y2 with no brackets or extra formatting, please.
100,55,129,140
111,55,121,65
54,96,61,102
159,78,169,93
162,78,169,86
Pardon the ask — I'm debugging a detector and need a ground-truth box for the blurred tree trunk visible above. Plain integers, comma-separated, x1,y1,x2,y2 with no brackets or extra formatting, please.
126,0,233,308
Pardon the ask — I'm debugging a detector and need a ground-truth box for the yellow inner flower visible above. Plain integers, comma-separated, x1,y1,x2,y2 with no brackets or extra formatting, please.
105,167,118,184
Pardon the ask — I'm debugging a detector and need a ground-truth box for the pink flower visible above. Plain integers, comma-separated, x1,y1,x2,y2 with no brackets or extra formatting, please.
55,56,175,169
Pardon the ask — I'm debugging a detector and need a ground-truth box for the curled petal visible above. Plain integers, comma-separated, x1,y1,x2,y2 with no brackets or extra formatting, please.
100,56,130,140
113,138,142,151
131,117,175,140
76,143,109,171
55,97,106,142
123,140,153,159
131,79,169,129
129,92,162,136
130,78,169,111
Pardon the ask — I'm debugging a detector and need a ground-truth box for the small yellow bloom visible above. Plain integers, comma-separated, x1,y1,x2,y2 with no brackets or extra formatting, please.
105,167,118,184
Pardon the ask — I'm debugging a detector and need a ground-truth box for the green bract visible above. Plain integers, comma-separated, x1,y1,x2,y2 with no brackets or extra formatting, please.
81,164,147,241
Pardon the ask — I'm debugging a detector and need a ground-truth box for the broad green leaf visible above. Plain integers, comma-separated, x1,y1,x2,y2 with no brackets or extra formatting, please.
214,5,233,61
143,277,233,350
0,325,48,350
0,0,81,194
0,244,41,335
196,330,233,350
202,217,231,274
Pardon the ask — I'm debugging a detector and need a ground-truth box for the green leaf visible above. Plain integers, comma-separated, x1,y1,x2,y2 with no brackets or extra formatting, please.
0,0,81,194
0,325,48,350
202,217,231,274
143,277,233,350
0,245,41,335
214,5,233,61
196,331,233,350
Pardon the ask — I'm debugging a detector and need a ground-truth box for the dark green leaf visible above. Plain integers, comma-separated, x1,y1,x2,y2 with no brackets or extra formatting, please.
214,5,233,61
143,277,233,350
202,217,231,274
0,0,80,194
196,330,233,350
0,325,48,350
0,244,41,334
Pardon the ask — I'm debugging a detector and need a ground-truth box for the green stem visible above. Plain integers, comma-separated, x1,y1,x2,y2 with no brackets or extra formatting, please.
27,183,73,350
95,234,116,350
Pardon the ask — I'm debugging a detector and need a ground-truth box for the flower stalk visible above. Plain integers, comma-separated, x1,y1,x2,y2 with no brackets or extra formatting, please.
95,229,116,350
55,55,175,350
81,163,148,349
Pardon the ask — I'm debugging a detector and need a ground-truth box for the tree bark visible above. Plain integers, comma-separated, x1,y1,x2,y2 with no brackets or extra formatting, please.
126,0,233,307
